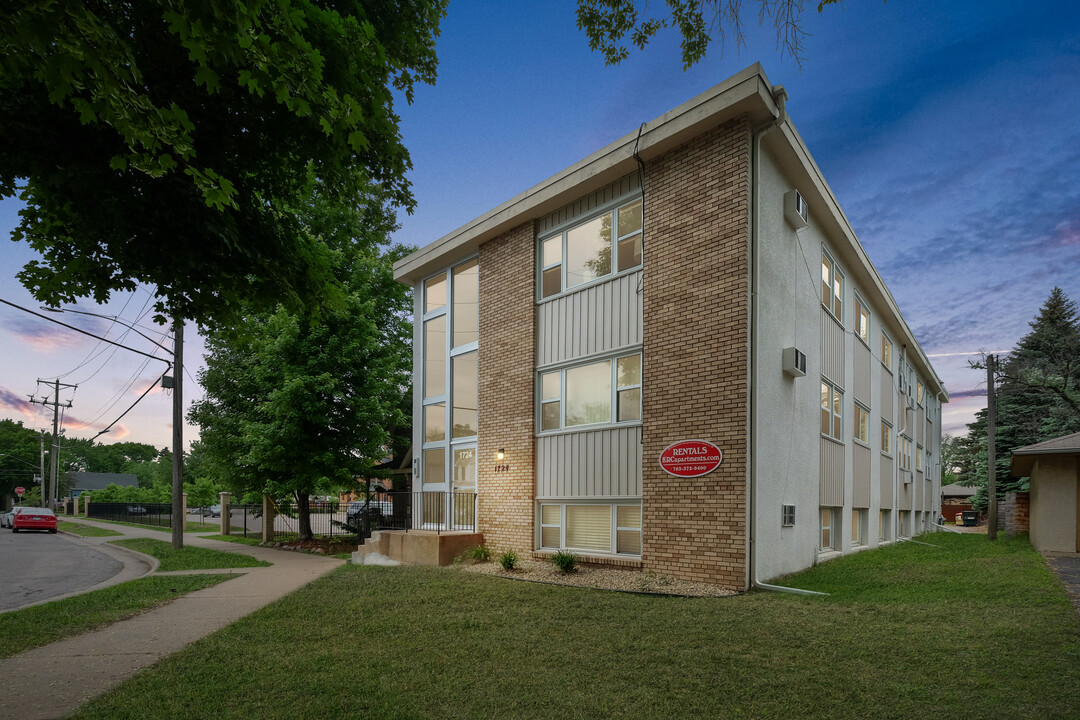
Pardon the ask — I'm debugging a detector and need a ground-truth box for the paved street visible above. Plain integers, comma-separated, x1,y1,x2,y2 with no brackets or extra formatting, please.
0,527,123,611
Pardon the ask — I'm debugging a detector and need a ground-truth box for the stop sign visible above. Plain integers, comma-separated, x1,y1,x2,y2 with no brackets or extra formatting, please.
14,486,25,496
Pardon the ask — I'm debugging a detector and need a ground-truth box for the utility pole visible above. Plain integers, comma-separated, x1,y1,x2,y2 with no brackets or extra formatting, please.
171,317,184,549
987,354,997,541
38,430,46,502
29,380,75,510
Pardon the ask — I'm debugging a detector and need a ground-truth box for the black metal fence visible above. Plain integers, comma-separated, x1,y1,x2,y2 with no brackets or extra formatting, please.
87,501,172,527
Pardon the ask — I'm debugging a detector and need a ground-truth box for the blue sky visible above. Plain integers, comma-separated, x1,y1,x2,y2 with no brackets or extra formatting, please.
1,0,1078,448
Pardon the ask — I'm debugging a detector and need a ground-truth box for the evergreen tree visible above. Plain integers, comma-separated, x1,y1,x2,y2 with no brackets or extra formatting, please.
959,288,1080,511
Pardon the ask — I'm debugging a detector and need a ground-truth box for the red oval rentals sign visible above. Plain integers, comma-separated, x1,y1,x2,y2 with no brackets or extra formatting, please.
658,440,723,478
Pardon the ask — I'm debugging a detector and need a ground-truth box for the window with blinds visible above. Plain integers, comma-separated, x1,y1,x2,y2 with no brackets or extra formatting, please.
566,505,611,552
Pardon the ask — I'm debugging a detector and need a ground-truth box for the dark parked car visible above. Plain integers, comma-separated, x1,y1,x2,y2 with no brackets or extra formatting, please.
346,499,392,529
202,505,221,518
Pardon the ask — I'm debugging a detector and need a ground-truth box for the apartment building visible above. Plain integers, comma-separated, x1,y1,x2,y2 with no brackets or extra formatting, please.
393,64,947,590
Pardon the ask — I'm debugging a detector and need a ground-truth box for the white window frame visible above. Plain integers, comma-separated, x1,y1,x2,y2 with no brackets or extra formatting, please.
853,403,870,445
820,508,836,551
538,502,642,556
855,294,871,346
420,257,479,488
538,351,643,433
881,420,893,457
881,332,893,370
852,508,866,546
821,379,843,442
879,509,891,541
899,434,913,472
537,198,643,301
916,443,924,472
821,250,844,323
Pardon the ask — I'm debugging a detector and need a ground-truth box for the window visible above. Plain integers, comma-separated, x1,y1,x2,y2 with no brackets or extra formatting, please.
539,199,643,299
820,380,843,441
899,435,913,472
916,444,924,472
854,404,869,444
855,296,870,345
916,380,924,406
881,421,892,456
881,333,893,369
540,504,642,555
821,251,844,321
897,511,908,538
782,504,796,527
539,353,642,431
879,509,890,541
820,508,835,550
616,505,642,554
852,509,866,545
421,259,479,489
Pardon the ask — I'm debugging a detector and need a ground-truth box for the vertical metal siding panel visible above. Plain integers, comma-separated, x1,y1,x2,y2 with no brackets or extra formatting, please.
853,444,871,508
854,343,871,405
820,310,844,387
880,370,894,420
819,438,844,506
917,408,926,445
879,457,893,509
915,471,924,510
633,427,643,496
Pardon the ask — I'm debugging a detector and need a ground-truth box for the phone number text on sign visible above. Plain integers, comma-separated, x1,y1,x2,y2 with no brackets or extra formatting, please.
658,440,723,478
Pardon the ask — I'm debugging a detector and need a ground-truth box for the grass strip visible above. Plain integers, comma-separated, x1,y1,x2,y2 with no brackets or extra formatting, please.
58,521,122,537
0,575,231,659
109,538,270,572
73,533,1080,720
69,519,220,533
201,533,263,546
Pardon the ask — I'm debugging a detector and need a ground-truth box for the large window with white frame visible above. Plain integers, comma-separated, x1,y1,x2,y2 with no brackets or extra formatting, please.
852,509,866,546
421,258,479,488
855,295,871,346
821,380,843,441
821,251,844,322
820,508,837,551
539,199,642,299
539,353,641,431
539,503,642,555
881,420,893,456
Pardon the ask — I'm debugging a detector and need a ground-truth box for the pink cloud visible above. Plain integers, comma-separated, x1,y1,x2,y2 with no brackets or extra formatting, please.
0,386,36,419
1051,217,1080,248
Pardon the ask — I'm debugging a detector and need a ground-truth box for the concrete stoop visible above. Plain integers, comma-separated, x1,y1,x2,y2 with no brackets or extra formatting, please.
351,530,483,567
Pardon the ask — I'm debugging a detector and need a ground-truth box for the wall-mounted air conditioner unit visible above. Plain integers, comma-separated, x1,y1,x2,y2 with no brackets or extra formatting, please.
782,347,806,377
784,190,809,229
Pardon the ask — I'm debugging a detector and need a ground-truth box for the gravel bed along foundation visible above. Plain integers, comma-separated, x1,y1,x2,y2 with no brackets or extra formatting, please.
459,557,737,598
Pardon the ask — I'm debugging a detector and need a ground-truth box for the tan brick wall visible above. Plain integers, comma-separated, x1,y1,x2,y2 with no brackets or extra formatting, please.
477,222,536,553
641,118,751,590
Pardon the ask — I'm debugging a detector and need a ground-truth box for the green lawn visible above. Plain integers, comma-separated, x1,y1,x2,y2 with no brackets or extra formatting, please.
73,533,1080,719
109,538,271,572
0,575,231,659
58,521,122,537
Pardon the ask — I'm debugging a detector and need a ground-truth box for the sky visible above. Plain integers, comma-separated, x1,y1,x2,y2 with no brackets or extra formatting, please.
1,0,1078,451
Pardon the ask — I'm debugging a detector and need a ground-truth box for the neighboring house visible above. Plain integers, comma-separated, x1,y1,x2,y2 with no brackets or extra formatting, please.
1010,431,1080,554
68,471,139,497
941,483,978,521
392,64,947,590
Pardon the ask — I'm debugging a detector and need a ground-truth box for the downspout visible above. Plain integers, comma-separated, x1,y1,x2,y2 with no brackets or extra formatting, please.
748,85,828,597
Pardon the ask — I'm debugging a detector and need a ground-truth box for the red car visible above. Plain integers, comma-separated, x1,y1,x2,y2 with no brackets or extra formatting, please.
11,507,58,534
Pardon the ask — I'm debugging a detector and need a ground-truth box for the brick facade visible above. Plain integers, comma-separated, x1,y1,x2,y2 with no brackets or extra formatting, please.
1001,491,1030,537
641,118,751,589
477,222,536,553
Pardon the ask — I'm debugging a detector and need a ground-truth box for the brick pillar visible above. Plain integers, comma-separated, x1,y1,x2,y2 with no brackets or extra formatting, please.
641,118,751,590
477,222,536,554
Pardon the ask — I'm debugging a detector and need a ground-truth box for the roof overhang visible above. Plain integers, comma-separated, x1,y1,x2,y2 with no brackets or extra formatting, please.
394,64,779,285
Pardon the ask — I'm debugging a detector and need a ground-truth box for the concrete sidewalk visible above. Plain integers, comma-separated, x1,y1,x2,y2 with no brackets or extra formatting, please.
0,519,344,719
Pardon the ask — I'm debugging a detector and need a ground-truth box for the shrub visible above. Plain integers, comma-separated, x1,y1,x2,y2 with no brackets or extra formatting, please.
466,545,492,562
499,549,518,571
551,550,577,573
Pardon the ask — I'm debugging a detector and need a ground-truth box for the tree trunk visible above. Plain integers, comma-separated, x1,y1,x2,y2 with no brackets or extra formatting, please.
296,490,312,541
